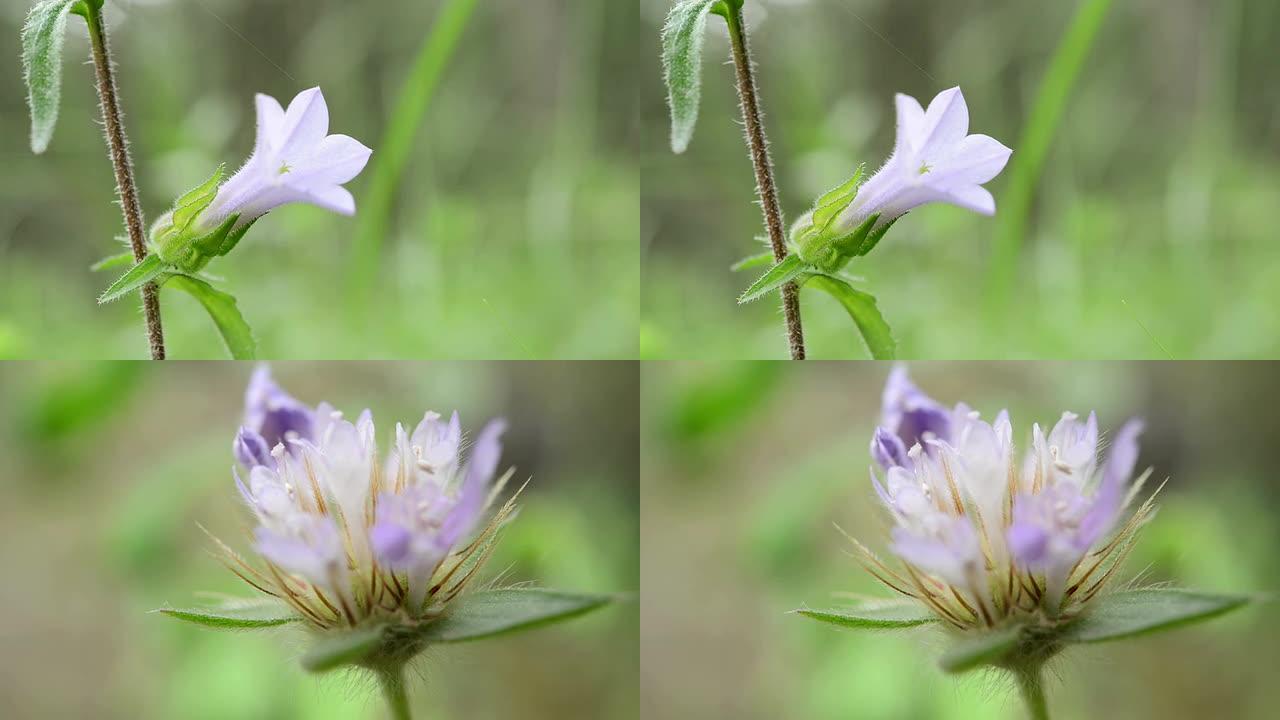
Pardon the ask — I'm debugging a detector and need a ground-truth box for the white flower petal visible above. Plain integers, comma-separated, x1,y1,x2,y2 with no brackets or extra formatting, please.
298,185,356,216
254,94,286,156
288,134,372,186
931,134,1012,187
893,93,926,156
917,87,969,156
941,185,995,215
277,87,330,160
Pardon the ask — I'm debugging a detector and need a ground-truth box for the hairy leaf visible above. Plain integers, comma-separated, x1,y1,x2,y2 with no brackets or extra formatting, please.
22,0,80,153
98,255,167,304
90,252,135,272
794,600,938,630
804,275,896,359
1067,588,1250,644
418,589,613,644
731,251,776,272
662,0,721,153
738,255,807,304
165,275,256,359
157,597,300,630
939,625,1021,674
302,624,387,673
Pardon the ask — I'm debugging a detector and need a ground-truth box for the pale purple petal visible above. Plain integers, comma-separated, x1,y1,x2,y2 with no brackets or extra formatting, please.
234,427,273,468
928,134,1012,187
277,87,330,160
871,425,908,469
917,87,969,155
893,93,926,156
1077,418,1144,546
296,185,356,216
939,185,995,215
253,93,286,156
370,520,412,565
1007,518,1049,567
438,419,506,547
287,134,372,186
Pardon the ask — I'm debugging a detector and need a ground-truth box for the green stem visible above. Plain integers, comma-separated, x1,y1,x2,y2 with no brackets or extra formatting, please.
719,1,806,360
378,666,413,720
80,1,166,359
1016,668,1050,720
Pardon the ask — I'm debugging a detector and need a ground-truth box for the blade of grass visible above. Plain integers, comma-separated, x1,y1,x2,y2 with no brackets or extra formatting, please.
985,0,1114,312
347,0,480,300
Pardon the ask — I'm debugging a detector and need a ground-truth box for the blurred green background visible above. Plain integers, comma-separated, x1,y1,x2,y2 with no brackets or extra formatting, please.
0,361,638,719
0,0,637,359
641,0,1280,359
641,362,1276,719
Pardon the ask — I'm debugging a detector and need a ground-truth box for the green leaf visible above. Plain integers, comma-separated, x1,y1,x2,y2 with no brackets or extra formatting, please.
418,588,613,644
302,624,387,673
157,597,301,630
731,251,776,272
737,255,807,304
939,625,1021,674
662,0,721,153
90,252,135,272
165,275,256,359
22,0,80,153
794,600,938,630
804,275,896,359
1066,588,1251,644
98,255,168,304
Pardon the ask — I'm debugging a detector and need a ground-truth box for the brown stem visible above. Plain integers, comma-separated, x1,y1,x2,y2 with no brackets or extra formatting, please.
83,3,165,359
721,3,804,359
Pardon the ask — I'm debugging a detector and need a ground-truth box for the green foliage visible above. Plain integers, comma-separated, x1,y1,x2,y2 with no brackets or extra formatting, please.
165,275,257,360
97,255,167,304
737,254,805,304
661,0,723,153
21,0,80,153
986,0,1115,307
938,625,1022,674
417,588,613,643
302,624,388,673
804,275,896,359
158,598,301,630
349,0,480,299
730,251,775,272
1067,588,1251,643
795,600,939,630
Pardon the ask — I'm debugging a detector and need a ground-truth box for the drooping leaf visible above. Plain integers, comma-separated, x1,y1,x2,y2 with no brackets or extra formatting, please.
157,597,300,630
98,255,168,304
417,588,613,644
165,275,256,359
794,600,938,630
1066,588,1251,644
738,255,807,304
301,624,387,673
939,624,1021,674
804,275,896,359
661,0,722,153
22,0,81,153
731,251,776,272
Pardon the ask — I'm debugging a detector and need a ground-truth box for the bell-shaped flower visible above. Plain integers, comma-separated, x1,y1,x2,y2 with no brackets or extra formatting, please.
198,87,371,232
834,87,1011,233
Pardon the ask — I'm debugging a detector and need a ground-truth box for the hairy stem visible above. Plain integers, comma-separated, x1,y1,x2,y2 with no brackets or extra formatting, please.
83,3,165,359
1016,668,1050,720
378,665,413,720
719,2,805,360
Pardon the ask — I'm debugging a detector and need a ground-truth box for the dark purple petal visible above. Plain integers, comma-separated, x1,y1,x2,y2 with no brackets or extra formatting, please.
871,426,909,469
234,427,273,468
881,366,951,450
241,366,315,458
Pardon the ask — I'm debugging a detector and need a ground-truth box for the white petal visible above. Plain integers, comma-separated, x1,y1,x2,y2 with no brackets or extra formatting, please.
288,134,372,186
298,185,356,216
917,87,969,155
941,185,995,215
277,87,330,160
893,93,926,156
254,94,286,156
930,134,1012,187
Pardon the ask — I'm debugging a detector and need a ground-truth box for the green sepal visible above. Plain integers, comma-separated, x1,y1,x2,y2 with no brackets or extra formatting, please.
811,162,865,233
152,164,227,265
302,624,388,673
939,624,1022,674
170,163,225,232
849,216,897,257
738,255,809,304
156,597,301,630
98,255,170,304
803,274,896,359
793,600,938,630
1064,588,1251,644
165,274,257,360
417,589,614,644
731,251,776,272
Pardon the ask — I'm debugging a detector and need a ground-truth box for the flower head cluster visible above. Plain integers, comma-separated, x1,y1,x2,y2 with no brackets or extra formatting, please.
859,367,1157,630
221,367,513,629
